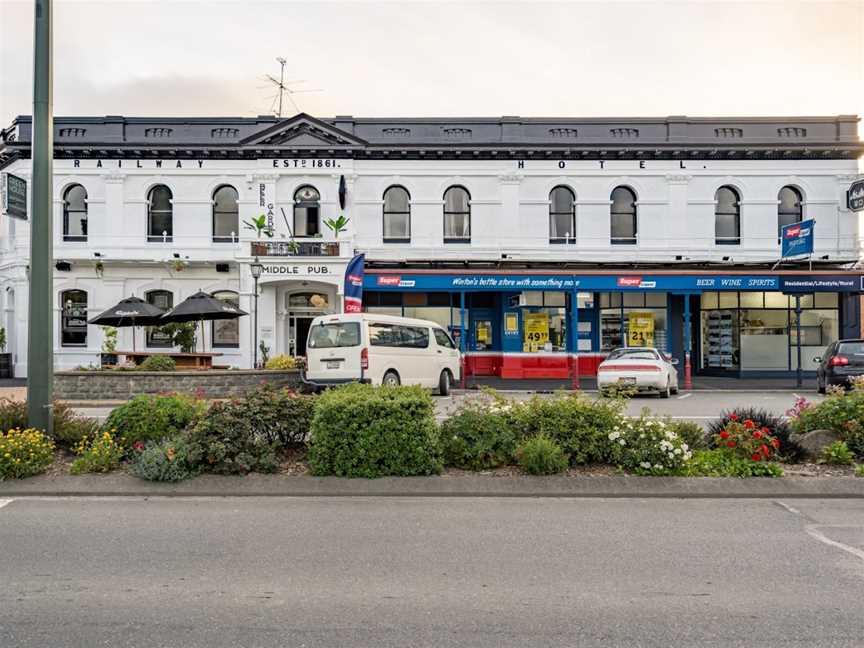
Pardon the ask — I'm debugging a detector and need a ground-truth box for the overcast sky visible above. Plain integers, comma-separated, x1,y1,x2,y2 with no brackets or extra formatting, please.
1,0,862,132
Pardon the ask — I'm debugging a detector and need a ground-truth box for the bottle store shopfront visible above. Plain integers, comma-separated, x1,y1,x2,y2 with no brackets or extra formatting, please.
363,270,862,380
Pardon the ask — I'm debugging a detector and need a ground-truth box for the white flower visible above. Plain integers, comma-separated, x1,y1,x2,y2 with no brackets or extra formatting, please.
674,448,682,455
654,463,663,469
681,443,689,452
618,439,626,446
668,453,675,460
639,461,651,469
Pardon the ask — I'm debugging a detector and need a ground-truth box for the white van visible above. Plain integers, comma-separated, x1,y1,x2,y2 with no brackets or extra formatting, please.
303,313,461,395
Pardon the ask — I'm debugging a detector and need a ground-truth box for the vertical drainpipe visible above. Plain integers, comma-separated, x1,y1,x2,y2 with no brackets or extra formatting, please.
570,287,580,390
683,294,692,390
459,291,466,389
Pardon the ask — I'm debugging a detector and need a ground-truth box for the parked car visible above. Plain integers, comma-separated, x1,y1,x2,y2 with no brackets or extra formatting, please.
597,347,679,398
303,313,461,395
815,339,864,393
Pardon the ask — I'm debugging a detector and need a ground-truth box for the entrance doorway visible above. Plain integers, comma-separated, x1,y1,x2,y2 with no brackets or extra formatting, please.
285,291,331,357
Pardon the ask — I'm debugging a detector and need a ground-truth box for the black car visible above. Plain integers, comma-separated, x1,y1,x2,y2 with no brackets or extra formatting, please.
815,339,864,393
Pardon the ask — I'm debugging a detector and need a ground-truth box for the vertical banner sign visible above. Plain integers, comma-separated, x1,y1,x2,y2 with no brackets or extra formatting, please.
1,173,28,220
628,312,655,347
781,219,814,257
343,254,365,313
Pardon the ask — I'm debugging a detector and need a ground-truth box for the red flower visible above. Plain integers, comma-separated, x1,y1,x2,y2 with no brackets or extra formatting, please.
753,430,763,439
744,419,756,430
751,453,762,462
761,444,770,457
727,441,736,448
729,414,739,421
761,426,770,434
133,441,145,451
719,431,730,439
771,438,781,449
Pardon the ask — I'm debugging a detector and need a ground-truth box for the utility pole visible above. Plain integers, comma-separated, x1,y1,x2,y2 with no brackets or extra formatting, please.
27,0,53,433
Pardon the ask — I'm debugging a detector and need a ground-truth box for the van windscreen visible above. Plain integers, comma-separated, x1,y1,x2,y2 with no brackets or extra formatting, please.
308,322,361,349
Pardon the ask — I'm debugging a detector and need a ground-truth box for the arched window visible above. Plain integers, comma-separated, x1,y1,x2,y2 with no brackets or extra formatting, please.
212,185,239,242
610,186,637,245
443,185,471,242
147,185,173,242
63,184,88,241
383,185,411,243
211,290,240,348
145,290,173,347
778,186,803,241
549,185,575,243
60,289,88,347
715,186,741,245
293,185,320,237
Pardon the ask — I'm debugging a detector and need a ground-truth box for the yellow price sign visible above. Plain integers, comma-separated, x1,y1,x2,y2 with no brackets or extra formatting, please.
523,312,549,352
628,312,655,347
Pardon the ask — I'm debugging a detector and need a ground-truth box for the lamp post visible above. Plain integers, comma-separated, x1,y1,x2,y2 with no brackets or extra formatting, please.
250,257,263,368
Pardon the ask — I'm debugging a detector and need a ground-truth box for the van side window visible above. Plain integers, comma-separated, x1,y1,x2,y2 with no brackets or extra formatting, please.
433,328,455,349
369,323,429,349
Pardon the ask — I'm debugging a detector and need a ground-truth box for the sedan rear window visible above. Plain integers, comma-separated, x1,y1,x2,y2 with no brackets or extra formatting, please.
308,322,361,348
606,348,659,361
838,342,864,355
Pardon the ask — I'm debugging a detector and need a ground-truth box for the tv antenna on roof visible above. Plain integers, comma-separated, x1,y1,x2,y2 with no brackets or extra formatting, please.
263,57,322,118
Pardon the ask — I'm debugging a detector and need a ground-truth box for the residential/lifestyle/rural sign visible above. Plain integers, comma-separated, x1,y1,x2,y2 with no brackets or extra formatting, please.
1,172,27,220
848,178,864,212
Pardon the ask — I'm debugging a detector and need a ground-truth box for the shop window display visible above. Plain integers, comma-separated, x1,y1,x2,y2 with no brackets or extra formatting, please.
600,292,668,352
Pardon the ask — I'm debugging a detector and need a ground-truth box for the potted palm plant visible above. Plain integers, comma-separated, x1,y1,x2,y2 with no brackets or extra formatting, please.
323,214,349,256
0,327,10,378
99,326,119,368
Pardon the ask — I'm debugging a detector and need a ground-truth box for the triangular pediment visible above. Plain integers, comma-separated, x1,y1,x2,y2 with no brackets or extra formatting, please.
241,113,367,149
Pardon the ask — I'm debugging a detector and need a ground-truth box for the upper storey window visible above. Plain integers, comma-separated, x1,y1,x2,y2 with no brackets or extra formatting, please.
293,185,320,237
549,186,575,244
147,185,173,242
778,186,803,242
443,186,471,243
212,185,239,242
383,186,411,243
715,186,741,246
610,186,637,245
63,184,88,242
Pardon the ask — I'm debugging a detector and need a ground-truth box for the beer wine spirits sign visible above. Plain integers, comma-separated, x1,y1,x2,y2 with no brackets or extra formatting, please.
1,173,27,220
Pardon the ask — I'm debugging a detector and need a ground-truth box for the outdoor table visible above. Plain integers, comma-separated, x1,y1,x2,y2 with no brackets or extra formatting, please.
118,351,223,370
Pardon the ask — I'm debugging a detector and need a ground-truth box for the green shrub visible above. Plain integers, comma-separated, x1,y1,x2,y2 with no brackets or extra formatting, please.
511,393,625,465
129,436,197,482
608,414,692,475
856,464,864,477
439,396,518,470
684,448,783,478
515,434,569,475
238,384,314,445
103,394,203,447
184,401,279,474
264,354,297,370
708,407,799,460
0,399,27,431
71,430,124,474
137,355,177,372
308,384,441,478
0,399,99,449
817,441,856,466
0,428,55,480
790,390,864,458
669,420,709,451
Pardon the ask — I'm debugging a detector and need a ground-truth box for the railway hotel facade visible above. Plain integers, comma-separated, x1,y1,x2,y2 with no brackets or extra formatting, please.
1,113,862,380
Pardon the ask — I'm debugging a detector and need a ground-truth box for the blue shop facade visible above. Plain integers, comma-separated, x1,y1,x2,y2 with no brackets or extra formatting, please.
362,269,863,379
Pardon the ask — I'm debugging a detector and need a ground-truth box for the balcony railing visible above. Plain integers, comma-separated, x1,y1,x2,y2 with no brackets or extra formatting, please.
250,240,341,257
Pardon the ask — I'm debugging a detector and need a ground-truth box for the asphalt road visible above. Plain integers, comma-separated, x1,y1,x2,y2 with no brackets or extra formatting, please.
1,496,862,647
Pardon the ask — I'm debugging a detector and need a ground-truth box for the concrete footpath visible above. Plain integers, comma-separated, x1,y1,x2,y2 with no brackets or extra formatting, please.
1,472,862,498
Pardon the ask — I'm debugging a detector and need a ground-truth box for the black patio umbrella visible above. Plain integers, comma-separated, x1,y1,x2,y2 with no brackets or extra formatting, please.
159,291,247,353
88,296,166,351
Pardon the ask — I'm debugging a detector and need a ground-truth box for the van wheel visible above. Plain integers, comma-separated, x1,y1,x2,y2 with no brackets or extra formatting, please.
438,370,452,396
382,370,401,387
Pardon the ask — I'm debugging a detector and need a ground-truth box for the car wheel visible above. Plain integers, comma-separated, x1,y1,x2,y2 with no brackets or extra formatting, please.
671,382,679,395
817,376,826,395
659,379,670,399
382,370,401,387
438,370,452,396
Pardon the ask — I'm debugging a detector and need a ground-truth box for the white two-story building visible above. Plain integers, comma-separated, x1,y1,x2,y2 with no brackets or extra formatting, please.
1,113,862,380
